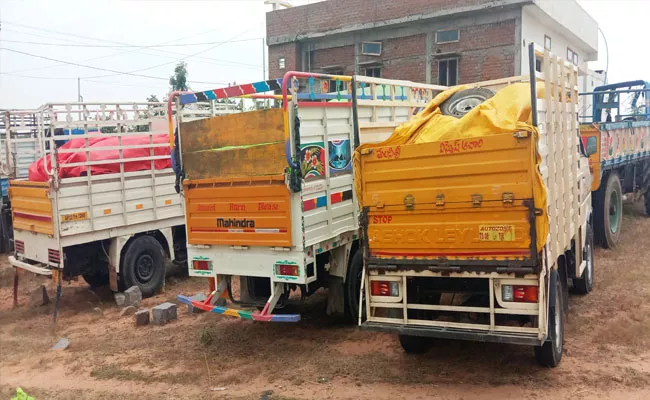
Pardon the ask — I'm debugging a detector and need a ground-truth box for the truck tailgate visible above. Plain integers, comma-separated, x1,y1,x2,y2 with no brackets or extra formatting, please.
184,175,292,247
359,132,537,263
9,180,54,236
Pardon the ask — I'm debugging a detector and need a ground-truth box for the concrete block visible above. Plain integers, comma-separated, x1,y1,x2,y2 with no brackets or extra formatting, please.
152,302,177,325
114,293,126,307
124,286,142,307
135,309,150,326
51,337,70,351
188,292,207,314
119,306,137,317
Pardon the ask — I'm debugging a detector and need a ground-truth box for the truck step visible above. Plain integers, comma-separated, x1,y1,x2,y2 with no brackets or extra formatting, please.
176,295,300,323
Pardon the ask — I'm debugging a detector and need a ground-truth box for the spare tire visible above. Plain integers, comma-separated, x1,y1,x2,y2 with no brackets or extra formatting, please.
440,88,495,118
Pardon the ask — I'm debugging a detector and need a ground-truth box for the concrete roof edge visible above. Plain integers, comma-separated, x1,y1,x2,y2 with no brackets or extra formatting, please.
267,0,533,45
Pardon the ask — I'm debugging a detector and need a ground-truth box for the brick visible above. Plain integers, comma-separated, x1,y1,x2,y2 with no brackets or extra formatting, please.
124,286,142,307
114,293,126,307
119,306,137,317
187,292,207,314
152,302,178,326
135,309,150,326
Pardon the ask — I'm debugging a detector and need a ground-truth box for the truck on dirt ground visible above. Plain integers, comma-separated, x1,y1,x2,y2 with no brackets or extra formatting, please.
355,45,594,367
172,73,443,321
10,102,191,304
580,80,650,248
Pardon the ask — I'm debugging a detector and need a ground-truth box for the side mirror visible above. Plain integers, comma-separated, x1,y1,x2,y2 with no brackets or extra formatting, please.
586,136,598,156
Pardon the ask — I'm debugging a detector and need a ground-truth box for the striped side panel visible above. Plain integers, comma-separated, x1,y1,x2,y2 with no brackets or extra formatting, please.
179,79,284,105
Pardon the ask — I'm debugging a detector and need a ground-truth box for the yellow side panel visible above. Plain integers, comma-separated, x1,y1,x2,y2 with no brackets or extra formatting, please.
580,124,601,191
184,175,292,247
9,181,54,235
360,133,535,261
180,108,286,180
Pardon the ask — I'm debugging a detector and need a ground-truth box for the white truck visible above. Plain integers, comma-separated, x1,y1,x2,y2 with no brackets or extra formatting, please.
0,109,41,253
172,73,444,321
10,102,191,309
356,45,594,367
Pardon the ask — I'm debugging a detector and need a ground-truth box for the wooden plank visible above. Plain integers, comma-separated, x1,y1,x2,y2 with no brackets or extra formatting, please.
180,108,285,154
182,142,286,180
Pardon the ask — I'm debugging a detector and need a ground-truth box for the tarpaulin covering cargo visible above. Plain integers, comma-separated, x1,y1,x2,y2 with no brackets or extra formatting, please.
354,83,549,253
28,133,171,181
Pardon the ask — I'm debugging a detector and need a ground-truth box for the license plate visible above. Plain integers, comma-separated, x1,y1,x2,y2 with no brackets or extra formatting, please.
478,225,515,241
61,211,88,222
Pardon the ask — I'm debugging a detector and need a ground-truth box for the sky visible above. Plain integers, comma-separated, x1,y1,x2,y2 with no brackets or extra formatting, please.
0,0,647,109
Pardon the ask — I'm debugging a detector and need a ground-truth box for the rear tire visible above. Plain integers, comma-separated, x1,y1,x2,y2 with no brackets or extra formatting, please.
645,191,650,217
594,173,622,248
535,273,564,367
344,249,366,323
119,235,165,298
399,335,433,354
440,88,495,118
572,221,594,294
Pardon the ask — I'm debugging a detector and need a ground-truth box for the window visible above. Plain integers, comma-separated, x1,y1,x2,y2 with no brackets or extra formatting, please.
361,42,382,56
278,57,286,70
535,56,542,73
544,35,552,51
364,67,381,78
327,71,344,93
436,29,459,44
567,48,578,66
438,58,458,86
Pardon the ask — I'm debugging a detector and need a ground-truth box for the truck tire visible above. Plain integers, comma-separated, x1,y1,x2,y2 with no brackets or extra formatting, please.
594,173,622,248
534,271,564,367
344,249,366,323
119,235,165,298
646,192,650,217
440,88,495,118
399,334,433,354
572,221,594,294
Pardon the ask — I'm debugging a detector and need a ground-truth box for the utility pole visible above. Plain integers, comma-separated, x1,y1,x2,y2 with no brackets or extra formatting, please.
77,77,83,102
262,38,266,80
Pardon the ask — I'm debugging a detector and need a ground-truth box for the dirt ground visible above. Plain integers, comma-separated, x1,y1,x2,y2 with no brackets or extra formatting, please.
2,201,650,399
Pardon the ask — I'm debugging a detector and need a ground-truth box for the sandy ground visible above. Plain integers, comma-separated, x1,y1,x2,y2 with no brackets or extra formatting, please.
2,200,650,399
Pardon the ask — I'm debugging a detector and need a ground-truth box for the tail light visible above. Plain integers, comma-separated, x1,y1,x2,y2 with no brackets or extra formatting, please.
14,240,24,254
275,263,299,277
502,285,538,303
48,249,61,264
192,260,212,271
371,280,399,297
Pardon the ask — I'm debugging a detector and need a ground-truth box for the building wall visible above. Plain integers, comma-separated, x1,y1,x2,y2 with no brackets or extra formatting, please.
268,42,300,81
431,19,517,84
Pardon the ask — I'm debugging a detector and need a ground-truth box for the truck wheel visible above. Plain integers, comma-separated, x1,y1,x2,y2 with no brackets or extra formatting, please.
344,249,366,323
119,235,165,298
399,335,433,354
595,173,622,248
572,222,594,294
645,191,650,217
440,88,495,118
534,273,564,367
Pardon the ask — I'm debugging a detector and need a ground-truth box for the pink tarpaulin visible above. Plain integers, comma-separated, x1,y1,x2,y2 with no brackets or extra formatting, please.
28,133,172,181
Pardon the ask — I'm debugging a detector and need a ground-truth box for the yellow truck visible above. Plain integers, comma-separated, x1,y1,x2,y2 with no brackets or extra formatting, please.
356,45,594,367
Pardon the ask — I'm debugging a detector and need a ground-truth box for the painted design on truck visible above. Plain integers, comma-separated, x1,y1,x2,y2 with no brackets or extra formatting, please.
300,142,325,180
328,140,352,174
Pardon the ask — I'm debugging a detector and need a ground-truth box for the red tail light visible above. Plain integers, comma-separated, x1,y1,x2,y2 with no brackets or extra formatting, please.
371,281,399,297
192,260,211,271
275,263,299,277
513,285,538,302
14,240,24,254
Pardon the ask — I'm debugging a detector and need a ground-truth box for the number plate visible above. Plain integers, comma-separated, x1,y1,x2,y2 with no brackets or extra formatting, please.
478,225,515,241
61,211,88,223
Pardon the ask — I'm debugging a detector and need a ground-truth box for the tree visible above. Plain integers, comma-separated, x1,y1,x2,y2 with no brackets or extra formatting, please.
147,94,160,103
169,62,189,92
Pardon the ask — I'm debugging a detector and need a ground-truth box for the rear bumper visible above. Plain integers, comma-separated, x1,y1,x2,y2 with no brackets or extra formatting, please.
9,256,53,276
177,295,300,322
362,321,544,347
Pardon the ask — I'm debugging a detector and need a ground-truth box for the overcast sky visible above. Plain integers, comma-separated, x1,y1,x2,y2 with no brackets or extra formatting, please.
0,0,646,109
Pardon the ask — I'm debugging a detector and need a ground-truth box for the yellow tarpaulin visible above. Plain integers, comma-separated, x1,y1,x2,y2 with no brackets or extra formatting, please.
354,83,548,252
